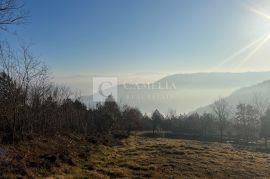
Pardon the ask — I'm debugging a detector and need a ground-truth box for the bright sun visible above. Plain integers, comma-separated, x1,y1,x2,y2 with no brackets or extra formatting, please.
217,2,270,71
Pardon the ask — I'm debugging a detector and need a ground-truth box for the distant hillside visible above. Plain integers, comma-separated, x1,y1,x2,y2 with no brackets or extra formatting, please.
84,72,270,114
195,80,270,115
157,72,270,89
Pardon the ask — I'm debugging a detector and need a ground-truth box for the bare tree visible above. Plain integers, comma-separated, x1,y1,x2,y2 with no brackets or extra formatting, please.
0,42,21,143
200,113,215,137
0,42,50,143
252,92,269,118
0,0,27,31
122,105,142,134
235,104,260,143
260,109,270,148
211,97,230,142
151,109,163,134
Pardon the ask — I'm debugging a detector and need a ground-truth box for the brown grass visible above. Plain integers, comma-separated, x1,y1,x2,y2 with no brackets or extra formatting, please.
69,136,270,178
2,135,270,178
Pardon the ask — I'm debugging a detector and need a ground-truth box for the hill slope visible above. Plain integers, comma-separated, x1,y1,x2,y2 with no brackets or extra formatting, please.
85,72,270,114
195,80,270,115
157,72,270,89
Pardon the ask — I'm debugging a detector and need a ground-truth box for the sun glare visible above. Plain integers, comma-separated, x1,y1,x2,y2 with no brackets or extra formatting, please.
235,35,270,68
248,6,270,20
217,3,270,71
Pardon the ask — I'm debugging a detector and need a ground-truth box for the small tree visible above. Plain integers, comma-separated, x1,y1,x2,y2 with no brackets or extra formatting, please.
211,97,230,142
235,104,260,143
260,109,270,148
185,113,200,134
103,95,121,132
122,106,142,134
252,92,269,118
200,113,215,137
151,109,163,134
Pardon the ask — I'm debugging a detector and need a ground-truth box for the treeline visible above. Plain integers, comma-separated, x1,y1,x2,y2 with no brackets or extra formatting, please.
1,0,270,148
0,44,146,143
1,43,270,147
139,98,270,147
0,0,143,144
1,45,270,147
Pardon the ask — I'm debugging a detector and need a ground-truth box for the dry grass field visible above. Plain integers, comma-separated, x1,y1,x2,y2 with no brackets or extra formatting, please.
2,135,270,178
54,136,270,179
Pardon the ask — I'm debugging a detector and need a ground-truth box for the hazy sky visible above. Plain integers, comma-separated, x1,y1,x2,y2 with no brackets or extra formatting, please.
7,0,270,82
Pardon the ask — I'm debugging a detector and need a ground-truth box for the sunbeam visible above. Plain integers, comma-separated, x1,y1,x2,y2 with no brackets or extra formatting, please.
248,6,270,20
216,35,266,69
235,34,270,69
216,3,270,72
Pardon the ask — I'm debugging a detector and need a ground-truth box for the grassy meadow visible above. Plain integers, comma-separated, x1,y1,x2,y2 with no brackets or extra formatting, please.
1,134,267,178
